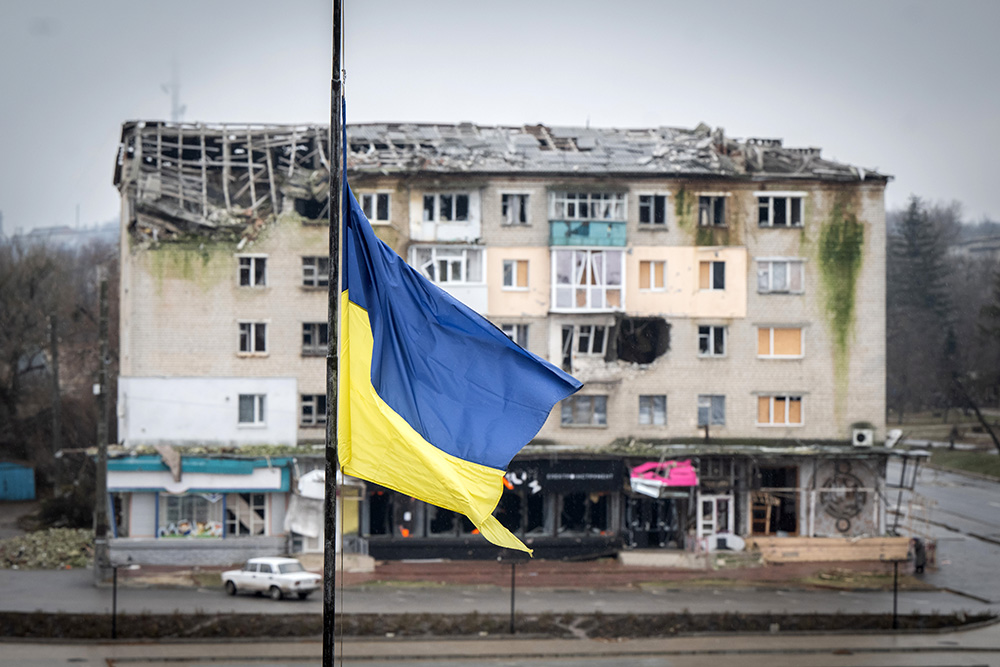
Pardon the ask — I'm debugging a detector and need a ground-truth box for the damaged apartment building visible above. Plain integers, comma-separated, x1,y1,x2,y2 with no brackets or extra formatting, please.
110,119,904,564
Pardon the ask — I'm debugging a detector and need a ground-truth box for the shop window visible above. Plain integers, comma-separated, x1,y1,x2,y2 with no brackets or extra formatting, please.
160,494,223,538
558,491,609,535
753,466,799,535
225,493,266,536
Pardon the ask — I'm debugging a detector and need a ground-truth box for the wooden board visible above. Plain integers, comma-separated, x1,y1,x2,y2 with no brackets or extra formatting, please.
747,536,910,563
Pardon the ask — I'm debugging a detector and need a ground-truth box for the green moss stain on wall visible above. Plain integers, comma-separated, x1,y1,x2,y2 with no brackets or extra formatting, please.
674,186,693,230
148,241,229,294
817,193,865,419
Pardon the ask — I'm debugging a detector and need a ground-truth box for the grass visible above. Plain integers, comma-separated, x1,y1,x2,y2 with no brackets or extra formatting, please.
930,449,1000,480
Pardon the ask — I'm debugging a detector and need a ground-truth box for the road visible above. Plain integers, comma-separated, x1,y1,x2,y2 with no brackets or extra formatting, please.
888,454,1000,604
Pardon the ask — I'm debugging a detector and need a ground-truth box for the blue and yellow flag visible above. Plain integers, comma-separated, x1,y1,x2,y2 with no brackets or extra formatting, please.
338,185,581,553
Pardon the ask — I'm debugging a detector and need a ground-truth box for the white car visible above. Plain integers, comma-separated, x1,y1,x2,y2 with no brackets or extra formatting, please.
222,557,321,600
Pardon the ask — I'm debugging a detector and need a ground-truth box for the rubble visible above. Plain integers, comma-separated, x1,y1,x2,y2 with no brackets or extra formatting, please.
0,528,93,570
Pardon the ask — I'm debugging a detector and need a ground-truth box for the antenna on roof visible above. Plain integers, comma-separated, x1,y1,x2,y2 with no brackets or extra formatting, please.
161,58,187,123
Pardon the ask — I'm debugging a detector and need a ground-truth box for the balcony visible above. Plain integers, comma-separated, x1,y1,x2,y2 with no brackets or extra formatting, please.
550,220,627,247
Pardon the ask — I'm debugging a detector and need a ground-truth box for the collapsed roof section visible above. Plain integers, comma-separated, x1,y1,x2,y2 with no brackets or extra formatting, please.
114,120,888,242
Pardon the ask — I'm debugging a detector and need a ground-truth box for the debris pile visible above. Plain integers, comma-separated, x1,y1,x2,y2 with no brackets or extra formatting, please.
0,528,93,570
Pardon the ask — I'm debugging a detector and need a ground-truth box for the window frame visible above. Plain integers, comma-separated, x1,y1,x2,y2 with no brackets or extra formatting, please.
637,193,669,227
697,194,728,228
502,259,529,290
551,248,625,312
359,191,391,224
698,324,727,357
302,256,330,288
699,260,726,291
237,254,267,288
563,323,609,356
757,258,805,294
423,192,471,223
238,393,266,427
302,322,329,357
697,394,726,427
757,326,805,359
411,246,485,286
756,394,804,427
501,193,530,226
639,394,667,426
549,192,626,221
238,321,268,355
638,259,667,291
755,191,805,228
300,394,328,427
560,394,609,427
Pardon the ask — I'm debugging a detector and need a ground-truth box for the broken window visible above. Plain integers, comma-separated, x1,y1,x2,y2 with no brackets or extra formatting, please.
550,192,626,221
698,260,725,290
561,395,608,426
754,466,798,535
426,505,457,536
225,493,266,536
758,194,804,228
502,259,529,289
366,489,392,536
697,394,725,427
698,325,727,357
639,395,667,425
494,488,523,534
300,394,327,427
615,316,670,364
502,193,529,225
698,195,726,227
501,323,529,348
757,327,803,358
359,192,390,223
552,249,623,310
295,198,327,220
639,194,668,225
302,322,329,356
558,492,609,535
238,255,267,287
302,256,330,288
238,322,267,354
238,394,266,425
410,246,484,285
639,260,666,290
423,193,470,222
757,395,803,426
757,259,804,293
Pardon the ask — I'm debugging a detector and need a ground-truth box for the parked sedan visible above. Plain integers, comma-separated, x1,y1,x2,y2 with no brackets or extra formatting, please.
222,557,321,600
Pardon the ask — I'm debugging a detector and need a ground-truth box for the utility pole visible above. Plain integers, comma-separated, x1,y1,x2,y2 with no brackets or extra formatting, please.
49,315,61,456
94,266,111,584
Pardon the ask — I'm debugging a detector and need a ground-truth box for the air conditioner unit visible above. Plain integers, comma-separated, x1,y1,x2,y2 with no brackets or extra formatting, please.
852,428,874,447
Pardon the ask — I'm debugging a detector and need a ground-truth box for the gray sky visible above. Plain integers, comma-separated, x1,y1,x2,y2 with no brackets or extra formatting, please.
1,0,998,234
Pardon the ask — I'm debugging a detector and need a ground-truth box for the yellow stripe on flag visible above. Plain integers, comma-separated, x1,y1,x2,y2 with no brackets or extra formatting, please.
338,292,531,554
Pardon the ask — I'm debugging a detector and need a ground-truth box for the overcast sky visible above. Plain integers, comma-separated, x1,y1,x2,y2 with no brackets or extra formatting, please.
1,0,997,234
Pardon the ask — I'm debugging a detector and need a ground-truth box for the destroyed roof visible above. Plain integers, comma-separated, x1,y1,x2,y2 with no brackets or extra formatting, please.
113,120,887,242
347,122,888,181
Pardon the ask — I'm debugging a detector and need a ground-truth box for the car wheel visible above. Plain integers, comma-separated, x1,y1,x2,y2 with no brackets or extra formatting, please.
225,581,237,596
297,591,310,600
269,586,283,601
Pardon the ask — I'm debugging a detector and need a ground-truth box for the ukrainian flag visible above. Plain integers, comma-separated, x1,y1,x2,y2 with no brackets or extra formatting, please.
339,185,581,554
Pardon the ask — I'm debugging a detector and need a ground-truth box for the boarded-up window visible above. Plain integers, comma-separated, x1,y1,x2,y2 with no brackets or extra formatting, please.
757,395,803,425
699,261,725,290
639,260,666,290
503,259,529,289
758,327,803,357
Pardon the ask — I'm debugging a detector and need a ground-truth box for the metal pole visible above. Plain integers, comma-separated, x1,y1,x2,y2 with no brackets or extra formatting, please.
322,1,343,665
509,562,516,634
48,315,61,455
112,565,118,639
892,561,899,630
94,267,110,584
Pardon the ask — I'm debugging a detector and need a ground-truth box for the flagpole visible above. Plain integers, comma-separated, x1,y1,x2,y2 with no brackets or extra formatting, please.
323,0,343,664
